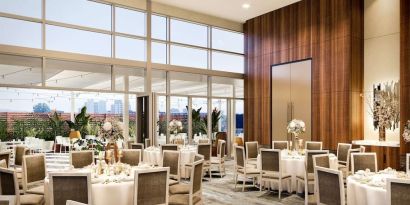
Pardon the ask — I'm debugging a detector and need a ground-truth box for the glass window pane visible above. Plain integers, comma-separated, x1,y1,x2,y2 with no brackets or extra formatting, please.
192,98,208,140
170,19,207,47
46,25,111,57
152,15,166,40
170,96,188,143
0,54,42,86
45,59,112,90
212,28,244,53
152,42,167,64
46,0,111,31
0,17,41,49
115,36,145,61
235,100,244,137
235,79,244,98
212,77,234,97
170,45,207,69
212,99,227,132
156,95,167,145
116,7,145,36
152,70,166,94
114,67,145,92
170,72,207,96
0,0,41,18
212,52,244,73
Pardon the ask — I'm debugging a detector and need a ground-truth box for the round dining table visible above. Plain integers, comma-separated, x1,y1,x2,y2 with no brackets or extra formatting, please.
257,150,338,193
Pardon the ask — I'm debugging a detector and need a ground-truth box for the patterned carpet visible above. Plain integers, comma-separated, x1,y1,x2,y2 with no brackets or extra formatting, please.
199,160,307,205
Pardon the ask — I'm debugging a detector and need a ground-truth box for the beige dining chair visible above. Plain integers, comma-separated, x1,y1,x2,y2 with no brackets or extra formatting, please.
161,144,178,153
272,141,289,150
211,140,226,177
185,154,205,181
49,172,92,205
66,200,87,205
234,146,259,192
259,149,291,199
245,141,258,166
360,145,366,153
131,143,145,151
0,167,44,205
296,150,329,205
198,139,209,144
169,160,204,205
351,152,378,174
127,140,135,149
162,150,181,184
197,143,212,180
14,145,29,168
336,143,352,167
70,150,94,169
22,154,46,195
121,149,141,166
134,167,170,205
0,150,11,168
305,141,323,150
314,166,345,205
0,196,15,205
342,148,361,176
386,178,410,205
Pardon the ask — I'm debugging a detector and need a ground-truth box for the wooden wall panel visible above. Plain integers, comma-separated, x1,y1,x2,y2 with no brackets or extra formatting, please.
244,0,364,150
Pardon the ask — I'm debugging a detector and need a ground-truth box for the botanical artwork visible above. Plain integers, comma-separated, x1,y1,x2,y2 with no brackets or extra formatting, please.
367,81,400,140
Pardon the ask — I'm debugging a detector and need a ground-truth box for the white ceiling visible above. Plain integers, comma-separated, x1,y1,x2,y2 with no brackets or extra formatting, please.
152,0,301,23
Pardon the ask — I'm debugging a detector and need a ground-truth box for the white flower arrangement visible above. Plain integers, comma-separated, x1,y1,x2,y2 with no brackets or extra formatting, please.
403,120,410,143
99,120,124,142
287,119,306,136
169,119,183,134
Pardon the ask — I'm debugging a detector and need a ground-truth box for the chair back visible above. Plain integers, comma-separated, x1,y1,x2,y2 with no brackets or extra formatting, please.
131,143,144,151
22,154,46,191
314,166,345,205
0,151,10,168
127,140,135,149
337,143,352,163
14,145,28,166
194,154,204,162
66,200,87,205
407,153,410,175
306,150,329,174
360,146,366,152
121,149,141,166
272,141,289,150
260,149,280,172
387,178,410,205
305,141,322,150
0,160,6,168
70,151,94,169
198,139,209,144
313,154,330,168
134,167,169,205
162,150,180,178
347,148,360,172
49,172,92,205
217,140,226,158
245,141,258,159
191,160,204,196
234,146,245,168
351,152,377,173
197,143,211,161
145,138,151,148
0,168,18,196
161,144,178,153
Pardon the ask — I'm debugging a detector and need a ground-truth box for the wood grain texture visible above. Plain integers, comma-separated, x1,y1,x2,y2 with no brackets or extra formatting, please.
244,0,364,150
361,145,400,170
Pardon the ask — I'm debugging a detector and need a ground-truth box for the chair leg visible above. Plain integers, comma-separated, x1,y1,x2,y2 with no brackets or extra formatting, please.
279,179,282,200
234,173,238,190
242,177,246,192
219,164,223,178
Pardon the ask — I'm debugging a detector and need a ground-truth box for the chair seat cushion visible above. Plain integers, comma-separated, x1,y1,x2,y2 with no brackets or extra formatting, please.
169,194,201,205
338,164,347,169
169,184,190,194
238,168,259,175
296,173,315,181
26,185,44,195
261,172,291,180
210,158,223,164
169,179,179,186
246,159,258,166
17,172,23,179
20,194,44,205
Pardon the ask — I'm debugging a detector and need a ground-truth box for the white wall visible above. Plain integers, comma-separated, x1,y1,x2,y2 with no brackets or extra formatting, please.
364,0,400,141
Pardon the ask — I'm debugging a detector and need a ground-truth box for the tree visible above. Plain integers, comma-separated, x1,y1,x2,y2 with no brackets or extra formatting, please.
33,103,51,113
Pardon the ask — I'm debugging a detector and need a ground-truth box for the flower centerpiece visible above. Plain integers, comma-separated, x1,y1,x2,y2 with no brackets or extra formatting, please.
403,120,410,143
287,119,306,151
98,120,124,163
169,119,183,135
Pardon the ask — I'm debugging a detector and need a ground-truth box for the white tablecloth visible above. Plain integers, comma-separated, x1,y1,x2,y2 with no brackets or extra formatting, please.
143,146,198,178
257,150,338,193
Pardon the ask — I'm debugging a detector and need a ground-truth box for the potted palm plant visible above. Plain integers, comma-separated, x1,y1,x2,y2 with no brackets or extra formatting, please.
65,106,91,141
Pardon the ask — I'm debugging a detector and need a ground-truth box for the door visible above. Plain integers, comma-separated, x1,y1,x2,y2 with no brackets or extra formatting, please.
272,64,291,141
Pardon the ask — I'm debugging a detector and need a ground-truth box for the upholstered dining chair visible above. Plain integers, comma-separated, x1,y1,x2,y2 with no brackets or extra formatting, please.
342,148,361,176
145,138,151,148
314,166,345,205
70,150,94,169
296,150,329,205
197,143,212,180
234,146,259,192
161,144,178,153
198,139,209,144
131,143,145,151
305,141,323,150
162,150,181,184
386,178,410,205
272,141,289,150
14,145,29,168
259,149,291,199
0,151,11,168
184,154,205,181
211,140,226,177
169,160,204,205
49,172,92,205
407,153,410,175
66,200,87,205
245,141,258,166
127,140,135,149
0,159,7,168
121,149,141,166
0,168,44,205
0,196,15,205
351,152,378,174
22,154,46,195
134,167,169,205
336,143,352,167
312,154,330,169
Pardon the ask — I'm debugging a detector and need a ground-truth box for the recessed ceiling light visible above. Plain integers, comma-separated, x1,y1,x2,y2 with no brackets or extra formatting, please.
242,3,250,9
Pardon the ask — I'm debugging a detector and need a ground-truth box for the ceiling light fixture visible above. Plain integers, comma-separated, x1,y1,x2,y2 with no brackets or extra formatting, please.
242,3,250,9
